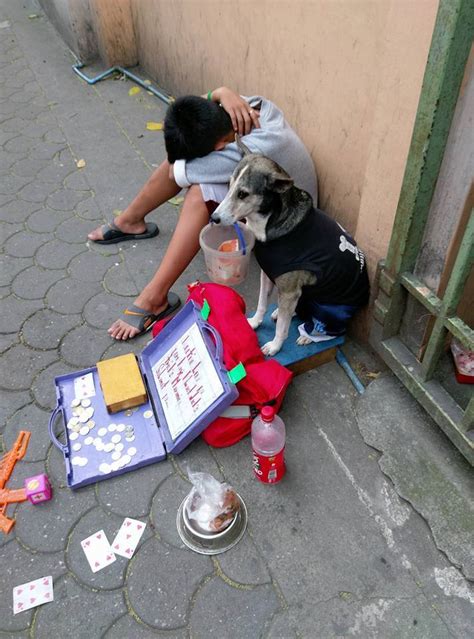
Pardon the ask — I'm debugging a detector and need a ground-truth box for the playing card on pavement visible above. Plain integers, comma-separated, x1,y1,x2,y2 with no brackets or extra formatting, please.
80,529,116,573
111,517,146,559
13,576,54,614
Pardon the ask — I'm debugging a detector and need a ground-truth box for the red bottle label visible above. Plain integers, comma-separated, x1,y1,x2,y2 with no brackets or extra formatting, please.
252,447,286,484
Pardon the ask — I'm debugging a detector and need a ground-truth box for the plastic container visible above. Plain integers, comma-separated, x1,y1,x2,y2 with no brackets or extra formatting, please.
450,338,474,384
199,222,255,286
251,406,286,484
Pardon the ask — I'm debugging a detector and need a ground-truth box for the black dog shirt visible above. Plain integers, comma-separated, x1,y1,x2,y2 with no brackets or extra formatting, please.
254,207,370,307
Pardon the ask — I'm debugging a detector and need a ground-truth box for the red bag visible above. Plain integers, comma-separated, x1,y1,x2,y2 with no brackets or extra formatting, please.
152,282,293,447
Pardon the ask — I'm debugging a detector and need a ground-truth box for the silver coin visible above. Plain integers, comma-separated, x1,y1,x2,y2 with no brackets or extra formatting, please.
79,413,89,424
111,450,121,461
84,407,94,420
68,415,79,426
143,410,153,419
72,442,82,452
93,437,102,446
111,434,121,444
116,423,125,433
79,456,88,466
120,454,131,466
104,443,115,453
71,455,83,465
127,447,137,456
108,423,117,432
115,443,124,452
110,460,121,472
79,426,89,436
99,462,111,474
96,441,105,452
75,405,85,415
71,398,81,408
87,420,95,430
84,436,94,445
81,398,91,408
125,435,135,442
98,427,107,437
69,432,79,441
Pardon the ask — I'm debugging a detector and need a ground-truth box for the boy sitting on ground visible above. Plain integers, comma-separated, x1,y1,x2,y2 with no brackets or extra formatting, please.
88,87,318,340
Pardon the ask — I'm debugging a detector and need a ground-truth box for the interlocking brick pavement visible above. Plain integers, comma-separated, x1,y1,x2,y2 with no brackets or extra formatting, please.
1,2,473,638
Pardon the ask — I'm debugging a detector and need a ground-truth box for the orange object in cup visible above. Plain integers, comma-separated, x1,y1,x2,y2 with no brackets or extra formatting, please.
218,239,240,252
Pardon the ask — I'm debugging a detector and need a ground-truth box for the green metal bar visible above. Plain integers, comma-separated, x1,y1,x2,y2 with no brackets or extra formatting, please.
421,211,474,379
444,316,474,351
460,396,474,433
380,0,474,339
371,325,473,464
400,273,442,315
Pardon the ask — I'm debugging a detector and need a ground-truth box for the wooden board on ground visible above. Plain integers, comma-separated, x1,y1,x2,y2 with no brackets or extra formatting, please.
255,304,344,376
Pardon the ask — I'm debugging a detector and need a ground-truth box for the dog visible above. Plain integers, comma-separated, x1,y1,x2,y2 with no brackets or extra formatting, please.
211,138,369,356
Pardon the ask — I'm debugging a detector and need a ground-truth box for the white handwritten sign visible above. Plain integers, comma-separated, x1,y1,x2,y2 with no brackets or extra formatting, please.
151,323,224,440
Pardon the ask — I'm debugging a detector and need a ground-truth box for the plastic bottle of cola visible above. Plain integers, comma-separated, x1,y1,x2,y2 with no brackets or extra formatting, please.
251,406,286,484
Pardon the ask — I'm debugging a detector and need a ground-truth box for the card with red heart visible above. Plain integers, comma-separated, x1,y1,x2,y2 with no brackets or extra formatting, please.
80,529,116,573
13,575,54,614
111,517,146,559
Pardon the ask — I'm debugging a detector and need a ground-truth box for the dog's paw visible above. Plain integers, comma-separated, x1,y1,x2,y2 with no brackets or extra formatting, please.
261,340,282,357
247,316,261,330
296,335,313,346
271,307,279,322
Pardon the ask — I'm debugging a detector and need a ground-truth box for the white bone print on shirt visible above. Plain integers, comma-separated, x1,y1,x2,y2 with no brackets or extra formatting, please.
339,235,359,259
338,235,366,271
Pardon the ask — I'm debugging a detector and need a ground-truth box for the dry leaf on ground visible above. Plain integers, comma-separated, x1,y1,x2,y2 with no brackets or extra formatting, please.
168,196,184,206
146,121,163,131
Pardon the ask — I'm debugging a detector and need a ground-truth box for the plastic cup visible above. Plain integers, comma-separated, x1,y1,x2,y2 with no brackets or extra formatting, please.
199,222,255,286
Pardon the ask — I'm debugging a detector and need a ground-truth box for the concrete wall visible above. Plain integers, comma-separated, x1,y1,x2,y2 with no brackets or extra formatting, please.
39,0,99,63
131,0,439,284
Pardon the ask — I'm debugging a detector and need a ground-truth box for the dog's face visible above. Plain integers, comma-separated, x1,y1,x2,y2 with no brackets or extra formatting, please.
211,153,293,241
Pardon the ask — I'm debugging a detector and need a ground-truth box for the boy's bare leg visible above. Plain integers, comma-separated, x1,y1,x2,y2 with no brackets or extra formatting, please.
88,160,180,240
108,184,212,340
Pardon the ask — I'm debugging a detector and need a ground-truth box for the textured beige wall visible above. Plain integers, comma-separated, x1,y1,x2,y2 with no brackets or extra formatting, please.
131,0,439,282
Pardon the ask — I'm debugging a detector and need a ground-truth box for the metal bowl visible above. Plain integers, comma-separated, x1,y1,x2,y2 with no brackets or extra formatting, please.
182,498,239,539
176,493,248,555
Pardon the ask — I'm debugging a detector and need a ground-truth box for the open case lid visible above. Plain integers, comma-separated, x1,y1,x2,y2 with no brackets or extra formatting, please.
139,300,239,455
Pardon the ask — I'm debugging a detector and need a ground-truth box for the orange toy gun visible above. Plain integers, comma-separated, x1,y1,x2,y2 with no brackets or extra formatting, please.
0,431,31,534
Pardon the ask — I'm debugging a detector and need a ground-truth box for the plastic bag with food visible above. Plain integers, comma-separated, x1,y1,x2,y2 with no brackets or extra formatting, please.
185,470,240,533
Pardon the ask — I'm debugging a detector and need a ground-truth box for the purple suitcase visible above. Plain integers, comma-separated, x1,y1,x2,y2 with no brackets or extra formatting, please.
49,301,239,489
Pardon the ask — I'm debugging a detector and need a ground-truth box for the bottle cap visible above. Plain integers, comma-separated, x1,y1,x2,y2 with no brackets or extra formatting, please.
261,406,275,422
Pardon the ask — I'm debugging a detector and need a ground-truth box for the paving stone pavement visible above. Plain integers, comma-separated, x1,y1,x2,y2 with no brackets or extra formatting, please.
1,2,473,638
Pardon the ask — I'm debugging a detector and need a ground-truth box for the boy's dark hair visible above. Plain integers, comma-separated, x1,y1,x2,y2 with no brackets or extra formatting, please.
164,96,233,164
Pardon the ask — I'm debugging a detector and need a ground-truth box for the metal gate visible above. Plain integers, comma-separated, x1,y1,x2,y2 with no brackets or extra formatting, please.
370,0,473,464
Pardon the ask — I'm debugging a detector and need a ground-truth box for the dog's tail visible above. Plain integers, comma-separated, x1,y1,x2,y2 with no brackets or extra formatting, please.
235,134,252,156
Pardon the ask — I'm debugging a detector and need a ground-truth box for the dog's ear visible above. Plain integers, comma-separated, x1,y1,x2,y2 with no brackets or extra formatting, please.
235,134,252,156
267,168,294,193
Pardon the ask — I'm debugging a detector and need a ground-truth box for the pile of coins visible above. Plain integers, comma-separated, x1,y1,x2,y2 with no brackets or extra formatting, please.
66,397,145,475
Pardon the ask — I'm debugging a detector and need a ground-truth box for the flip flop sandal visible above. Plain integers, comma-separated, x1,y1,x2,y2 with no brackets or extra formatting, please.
93,220,159,245
121,292,181,336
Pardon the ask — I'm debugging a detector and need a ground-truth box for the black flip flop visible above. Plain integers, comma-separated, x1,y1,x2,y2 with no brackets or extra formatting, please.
93,220,159,245
120,292,181,337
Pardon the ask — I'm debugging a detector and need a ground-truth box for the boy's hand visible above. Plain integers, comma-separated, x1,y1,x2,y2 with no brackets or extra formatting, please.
214,87,260,136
